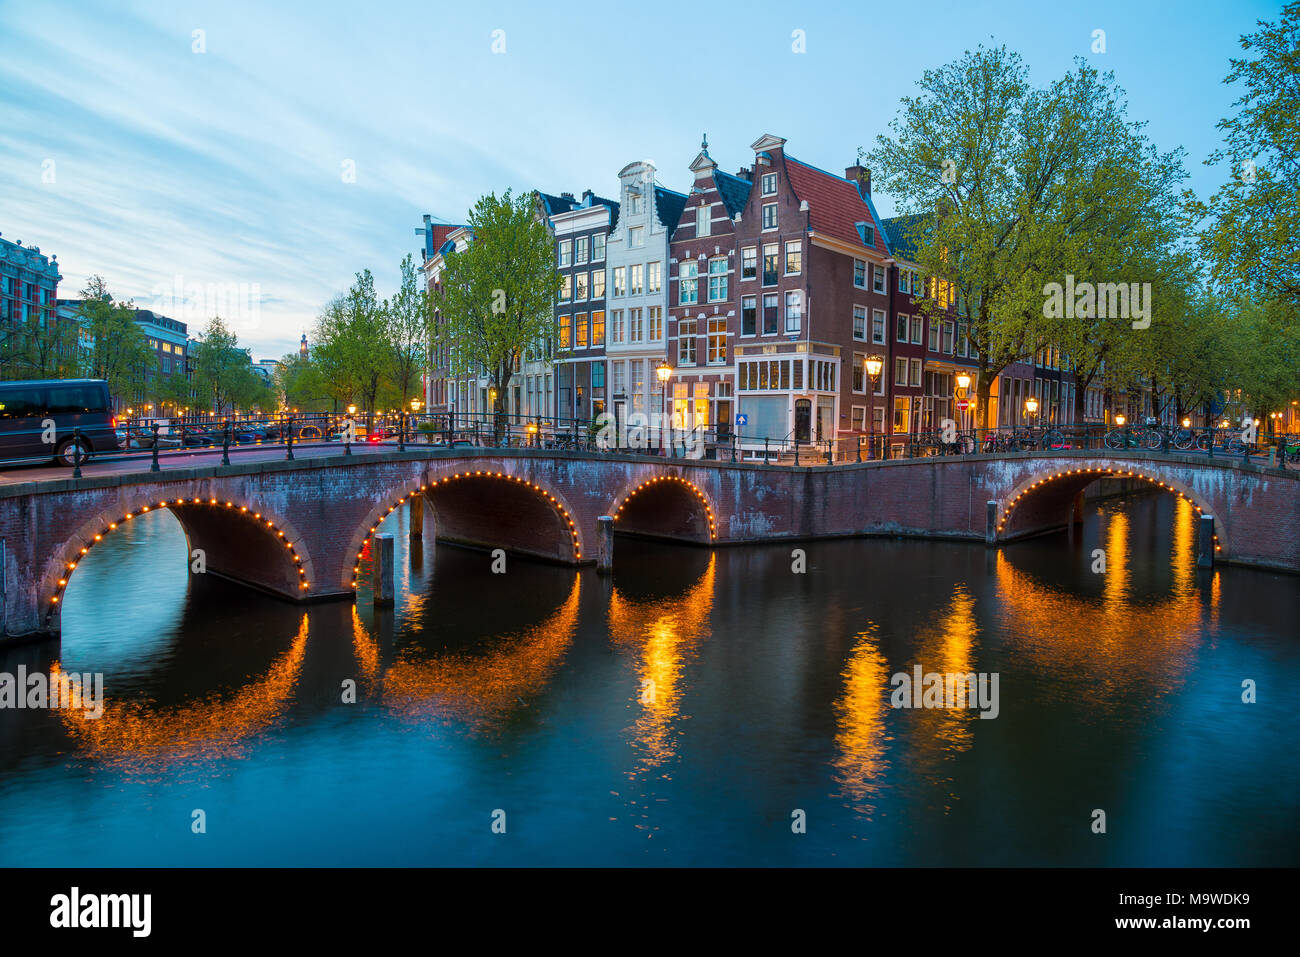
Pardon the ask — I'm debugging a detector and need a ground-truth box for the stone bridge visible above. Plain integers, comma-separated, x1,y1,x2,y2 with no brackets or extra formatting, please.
2,447,1297,638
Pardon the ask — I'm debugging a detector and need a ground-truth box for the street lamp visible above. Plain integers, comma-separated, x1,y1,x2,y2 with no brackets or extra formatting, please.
1115,414,1126,427
865,354,883,460
1025,396,1039,427
656,360,673,456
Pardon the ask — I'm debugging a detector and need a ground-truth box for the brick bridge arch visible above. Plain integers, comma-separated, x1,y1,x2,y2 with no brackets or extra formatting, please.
39,487,314,633
343,465,586,590
607,472,718,544
993,461,1225,552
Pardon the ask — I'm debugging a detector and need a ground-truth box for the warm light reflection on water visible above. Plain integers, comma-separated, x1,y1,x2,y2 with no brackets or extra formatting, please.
608,555,716,779
57,615,308,772
831,625,891,819
378,576,580,732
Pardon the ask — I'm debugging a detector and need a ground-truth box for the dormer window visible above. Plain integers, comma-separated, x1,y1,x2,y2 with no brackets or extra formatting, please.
627,188,643,215
761,173,777,196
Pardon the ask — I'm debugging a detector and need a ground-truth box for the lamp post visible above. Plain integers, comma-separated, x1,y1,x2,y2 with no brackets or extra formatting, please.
955,371,972,445
345,403,356,455
656,360,672,456
865,354,883,460
1025,396,1039,427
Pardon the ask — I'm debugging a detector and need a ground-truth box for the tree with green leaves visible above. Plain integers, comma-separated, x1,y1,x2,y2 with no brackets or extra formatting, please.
312,270,387,412
435,189,560,436
191,316,260,415
864,47,1187,430
78,275,156,405
384,253,432,412
1191,2,1299,321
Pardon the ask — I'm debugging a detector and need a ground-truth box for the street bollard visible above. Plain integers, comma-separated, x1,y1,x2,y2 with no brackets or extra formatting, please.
150,423,161,472
1197,514,1216,568
596,515,614,574
856,435,862,462
286,417,295,460
373,534,395,606
72,427,83,479
398,412,406,452
794,439,800,466
825,441,832,465
222,422,231,466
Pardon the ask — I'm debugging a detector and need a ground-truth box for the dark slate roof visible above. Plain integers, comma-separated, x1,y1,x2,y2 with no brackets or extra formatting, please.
536,191,579,216
654,185,688,234
713,169,752,218
881,214,927,260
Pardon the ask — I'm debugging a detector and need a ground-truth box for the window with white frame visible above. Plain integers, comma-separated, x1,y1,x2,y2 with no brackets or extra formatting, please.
741,295,757,336
558,241,572,267
929,318,940,352
613,267,626,297
872,264,885,294
853,353,867,392
611,309,625,343
896,313,909,342
629,307,643,342
630,264,644,297
575,236,588,264
742,246,757,280
910,358,923,387
872,308,886,344
707,317,726,364
854,259,866,288
648,306,662,341
708,257,728,301
895,356,908,385
761,172,777,195
559,274,571,302
592,233,606,260
784,290,802,333
910,316,923,344
696,205,711,236
762,204,777,229
679,319,697,365
853,305,867,341
648,261,661,294
575,272,588,301
629,225,644,248
592,269,605,299
679,261,698,304
785,241,802,275
762,244,778,284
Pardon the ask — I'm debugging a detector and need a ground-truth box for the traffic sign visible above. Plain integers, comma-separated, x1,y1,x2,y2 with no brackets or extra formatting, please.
736,414,748,426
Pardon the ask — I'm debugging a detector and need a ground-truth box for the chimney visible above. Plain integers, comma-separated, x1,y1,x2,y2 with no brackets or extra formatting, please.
582,189,594,206
561,191,575,201
736,166,751,180
846,165,870,197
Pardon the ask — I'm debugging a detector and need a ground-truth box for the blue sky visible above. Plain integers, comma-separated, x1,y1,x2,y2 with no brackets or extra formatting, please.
0,0,1281,359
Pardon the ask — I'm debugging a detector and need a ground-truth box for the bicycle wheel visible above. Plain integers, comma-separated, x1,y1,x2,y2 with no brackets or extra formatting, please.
1173,429,1194,451
1104,429,1125,451
1225,435,1245,454
1195,433,1211,451
1042,429,1066,450
1141,429,1163,450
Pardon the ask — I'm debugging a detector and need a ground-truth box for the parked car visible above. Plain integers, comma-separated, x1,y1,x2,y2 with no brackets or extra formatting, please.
0,379,120,466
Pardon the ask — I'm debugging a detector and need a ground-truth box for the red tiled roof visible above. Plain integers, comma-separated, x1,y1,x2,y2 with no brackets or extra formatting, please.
784,156,884,254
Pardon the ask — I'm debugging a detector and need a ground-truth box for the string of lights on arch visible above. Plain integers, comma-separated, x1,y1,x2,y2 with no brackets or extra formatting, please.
611,475,717,540
351,472,582,588
996,466,1221,554
50,499,309,609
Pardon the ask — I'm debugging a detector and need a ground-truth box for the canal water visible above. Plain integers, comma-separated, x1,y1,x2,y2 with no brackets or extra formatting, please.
1,492,1296,866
